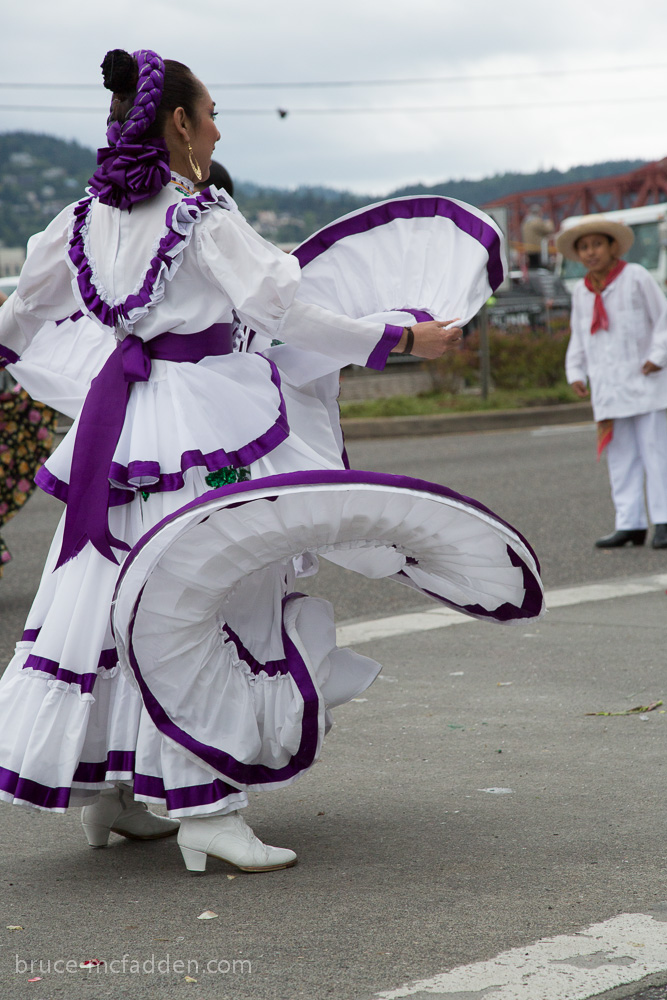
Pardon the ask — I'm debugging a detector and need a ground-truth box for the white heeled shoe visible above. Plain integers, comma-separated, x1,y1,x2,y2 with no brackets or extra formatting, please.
177,811,297,873
81,785,180,847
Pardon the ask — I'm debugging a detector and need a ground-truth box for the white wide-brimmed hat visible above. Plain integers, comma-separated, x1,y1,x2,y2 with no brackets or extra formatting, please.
555,216,634,261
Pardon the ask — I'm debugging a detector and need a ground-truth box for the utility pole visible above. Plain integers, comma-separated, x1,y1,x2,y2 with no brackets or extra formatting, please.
479,302,490,400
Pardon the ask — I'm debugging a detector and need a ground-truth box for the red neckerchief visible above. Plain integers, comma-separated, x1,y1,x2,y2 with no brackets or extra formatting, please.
585,259,627,333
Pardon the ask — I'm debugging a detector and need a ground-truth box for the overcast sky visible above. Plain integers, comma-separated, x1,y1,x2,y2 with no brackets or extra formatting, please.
2,0,666,196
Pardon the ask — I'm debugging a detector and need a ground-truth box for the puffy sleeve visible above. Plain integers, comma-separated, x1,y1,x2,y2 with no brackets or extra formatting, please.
565,283,589,386
196,209,402,369
0,205,78,363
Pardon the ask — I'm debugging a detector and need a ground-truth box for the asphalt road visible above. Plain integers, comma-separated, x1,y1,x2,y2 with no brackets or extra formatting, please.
2,422,667,1000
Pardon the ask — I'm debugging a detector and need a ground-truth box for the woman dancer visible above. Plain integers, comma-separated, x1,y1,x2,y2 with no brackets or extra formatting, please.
0,49,541,873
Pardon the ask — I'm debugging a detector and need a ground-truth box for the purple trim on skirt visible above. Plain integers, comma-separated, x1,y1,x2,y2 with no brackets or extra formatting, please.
22,628,41,642
0,766,70,809
23,655,97,695
222,620,291,677
116,469,541,589
293,197,504,291
0,759,239,810
366,324,403,370
22,643,117,695
401,546,542,623
134,772,241,811
73,751,136,782
124,591,322,786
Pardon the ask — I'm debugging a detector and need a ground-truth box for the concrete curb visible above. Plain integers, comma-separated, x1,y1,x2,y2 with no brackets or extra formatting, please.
341,401,594,439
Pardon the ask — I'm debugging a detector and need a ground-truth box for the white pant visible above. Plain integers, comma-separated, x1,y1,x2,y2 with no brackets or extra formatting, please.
606,410,667,529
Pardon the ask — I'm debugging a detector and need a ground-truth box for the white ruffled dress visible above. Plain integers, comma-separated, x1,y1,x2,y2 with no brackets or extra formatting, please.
0,176,543,815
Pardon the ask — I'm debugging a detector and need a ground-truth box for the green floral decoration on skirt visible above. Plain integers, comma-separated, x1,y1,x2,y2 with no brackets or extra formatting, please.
205,466,251,488
140,466,251,502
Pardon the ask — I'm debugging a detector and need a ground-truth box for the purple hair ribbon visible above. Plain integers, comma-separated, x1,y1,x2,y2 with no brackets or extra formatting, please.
88,49,170,211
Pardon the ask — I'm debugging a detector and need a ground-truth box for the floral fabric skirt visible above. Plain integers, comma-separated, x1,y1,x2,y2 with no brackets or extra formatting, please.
0,384,58,575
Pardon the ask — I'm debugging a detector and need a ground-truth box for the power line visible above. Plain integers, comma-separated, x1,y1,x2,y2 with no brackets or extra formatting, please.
2,95,667,116
0,62,666,91
211,63,667,88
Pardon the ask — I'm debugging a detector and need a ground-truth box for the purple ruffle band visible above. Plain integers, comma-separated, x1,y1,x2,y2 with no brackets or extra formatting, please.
88,139,170,211
19,626,118,695
0,758,241,812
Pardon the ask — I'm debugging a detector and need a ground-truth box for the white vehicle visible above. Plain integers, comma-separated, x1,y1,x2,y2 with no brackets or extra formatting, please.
558,203,667,294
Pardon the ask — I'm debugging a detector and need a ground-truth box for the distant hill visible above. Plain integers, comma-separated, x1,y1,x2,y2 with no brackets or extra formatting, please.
0,132,96,248
0,130,650,250
387,160,649,206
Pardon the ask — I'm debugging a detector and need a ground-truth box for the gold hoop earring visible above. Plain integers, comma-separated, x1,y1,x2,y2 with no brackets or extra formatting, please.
187,142,202,182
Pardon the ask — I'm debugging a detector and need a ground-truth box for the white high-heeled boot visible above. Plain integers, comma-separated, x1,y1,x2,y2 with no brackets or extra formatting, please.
177,811,297,873
80,785,180,847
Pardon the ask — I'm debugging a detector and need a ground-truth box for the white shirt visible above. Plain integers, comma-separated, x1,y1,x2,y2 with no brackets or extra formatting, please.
565,263,667,420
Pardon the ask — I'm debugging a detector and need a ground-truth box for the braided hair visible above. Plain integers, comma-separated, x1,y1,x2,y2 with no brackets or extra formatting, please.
102,49,203,142
88,48,204,210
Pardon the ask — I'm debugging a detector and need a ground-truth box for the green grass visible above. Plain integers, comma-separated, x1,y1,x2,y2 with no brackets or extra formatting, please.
339,383,581,419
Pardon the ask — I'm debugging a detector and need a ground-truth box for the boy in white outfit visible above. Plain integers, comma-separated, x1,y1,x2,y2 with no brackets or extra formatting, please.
557,217,667,549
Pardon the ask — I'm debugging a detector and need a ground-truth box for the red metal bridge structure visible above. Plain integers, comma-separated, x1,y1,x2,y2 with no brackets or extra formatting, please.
483,158,667,245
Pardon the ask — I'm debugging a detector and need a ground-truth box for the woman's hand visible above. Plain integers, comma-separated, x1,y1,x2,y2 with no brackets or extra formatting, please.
571,380,589,399
393,320,463,359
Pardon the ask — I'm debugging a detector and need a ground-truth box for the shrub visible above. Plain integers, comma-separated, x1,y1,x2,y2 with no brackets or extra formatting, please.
429,325,570,392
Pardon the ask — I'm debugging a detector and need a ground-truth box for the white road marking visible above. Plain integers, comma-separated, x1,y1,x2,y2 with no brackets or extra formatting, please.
336,573,667,647
531,423,595,436
371,911,667,999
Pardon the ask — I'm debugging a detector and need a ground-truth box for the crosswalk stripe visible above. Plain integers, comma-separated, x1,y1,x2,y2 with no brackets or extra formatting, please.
370,910,667,999
336,573,667,647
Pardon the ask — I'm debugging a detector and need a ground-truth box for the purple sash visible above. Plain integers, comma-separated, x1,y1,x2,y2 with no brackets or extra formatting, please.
55,324,234,569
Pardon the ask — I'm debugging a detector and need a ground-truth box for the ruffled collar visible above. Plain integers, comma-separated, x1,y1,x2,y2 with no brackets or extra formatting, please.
170,171,195,196
66,186,229,333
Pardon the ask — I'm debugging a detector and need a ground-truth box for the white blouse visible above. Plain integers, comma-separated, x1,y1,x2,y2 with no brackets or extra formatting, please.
0,181,397,371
